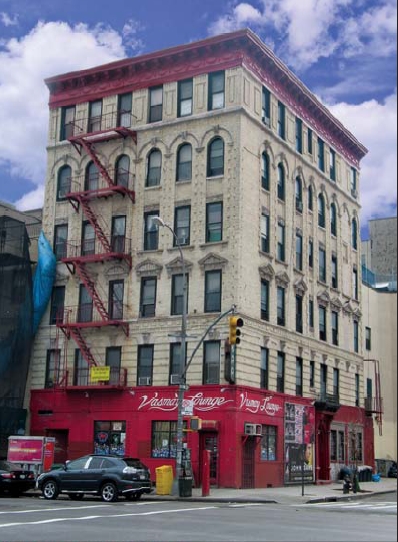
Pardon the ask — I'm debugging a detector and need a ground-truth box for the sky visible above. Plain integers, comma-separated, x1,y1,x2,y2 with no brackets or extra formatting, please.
0,0,396,239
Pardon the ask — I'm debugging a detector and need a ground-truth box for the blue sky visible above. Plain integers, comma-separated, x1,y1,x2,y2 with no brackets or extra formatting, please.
0,0,396,238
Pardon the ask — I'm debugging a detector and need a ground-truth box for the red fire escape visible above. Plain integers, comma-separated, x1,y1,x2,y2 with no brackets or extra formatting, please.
57,111,136,375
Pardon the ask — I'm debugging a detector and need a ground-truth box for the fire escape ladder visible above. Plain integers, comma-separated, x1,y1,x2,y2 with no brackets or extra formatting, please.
75,262,110,322
68,327,98,367
79,199,112,253
79,139,115,188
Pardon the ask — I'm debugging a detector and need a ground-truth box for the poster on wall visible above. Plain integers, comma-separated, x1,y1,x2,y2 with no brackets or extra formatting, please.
284,403,315,484
93,421,126,456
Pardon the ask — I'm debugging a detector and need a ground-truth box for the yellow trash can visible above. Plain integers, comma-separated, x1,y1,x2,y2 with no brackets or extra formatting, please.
155,465,174,495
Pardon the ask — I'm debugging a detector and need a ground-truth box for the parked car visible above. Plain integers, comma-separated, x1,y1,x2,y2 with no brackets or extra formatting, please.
0,460,36,497
388,461,397,478
37,455,153,502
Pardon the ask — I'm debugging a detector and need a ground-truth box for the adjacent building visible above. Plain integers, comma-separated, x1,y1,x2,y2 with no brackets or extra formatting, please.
27,29,371,488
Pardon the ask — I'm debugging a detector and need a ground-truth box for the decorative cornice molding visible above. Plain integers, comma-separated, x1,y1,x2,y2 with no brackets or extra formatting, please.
275,271,290,287
259,263,275,282
294,278,308,295
317,290,330,307
198,252,228,271
135,259,163,278
165,256,193,277
330,297,343,312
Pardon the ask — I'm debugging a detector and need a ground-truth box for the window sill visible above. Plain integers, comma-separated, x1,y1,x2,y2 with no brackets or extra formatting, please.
259,251,273,260
206,175,224,181
167,245,195,253
276,259,288,267
200,241,228,249
176,179,192,185
137,249,163,256
144,184,162,191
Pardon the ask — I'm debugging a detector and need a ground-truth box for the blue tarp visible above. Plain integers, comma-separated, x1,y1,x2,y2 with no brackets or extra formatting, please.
32,232,56,334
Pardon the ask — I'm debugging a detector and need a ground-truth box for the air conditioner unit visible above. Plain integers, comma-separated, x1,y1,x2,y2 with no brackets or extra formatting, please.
170,374,181,385
138,377,152,386
244,423,262,437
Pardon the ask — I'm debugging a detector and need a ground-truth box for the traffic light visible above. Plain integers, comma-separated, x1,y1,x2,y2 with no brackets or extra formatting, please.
184,417,202,432
229,316,244,345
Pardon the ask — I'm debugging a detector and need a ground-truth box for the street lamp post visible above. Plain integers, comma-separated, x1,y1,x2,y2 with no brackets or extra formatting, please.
152,217,187,496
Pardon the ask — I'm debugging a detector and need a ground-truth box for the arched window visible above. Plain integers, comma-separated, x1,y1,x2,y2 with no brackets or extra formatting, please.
277,163,285,201
57,166,71,200
115,155,130,188
85,162,99,191
331,203,337,236
318,193,326,228
308,185,314,211
352,218,358,250
295,176,303,212
146,149,162,187
261,152,270,191
207,137,224,177
176,143,192,181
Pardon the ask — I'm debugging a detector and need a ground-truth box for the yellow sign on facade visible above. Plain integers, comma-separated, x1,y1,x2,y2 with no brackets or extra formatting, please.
90,366,110,382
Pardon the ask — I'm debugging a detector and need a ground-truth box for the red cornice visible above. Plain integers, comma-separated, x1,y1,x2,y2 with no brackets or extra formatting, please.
45,29,367,165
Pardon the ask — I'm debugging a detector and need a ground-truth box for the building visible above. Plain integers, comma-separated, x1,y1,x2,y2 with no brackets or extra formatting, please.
362,217,397,473
27,29,372,488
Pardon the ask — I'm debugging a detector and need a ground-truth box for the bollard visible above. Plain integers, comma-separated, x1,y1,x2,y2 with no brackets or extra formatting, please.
202,450,211,497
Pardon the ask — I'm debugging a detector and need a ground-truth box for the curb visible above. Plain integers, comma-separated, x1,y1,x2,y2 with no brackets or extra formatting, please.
307,489,397,504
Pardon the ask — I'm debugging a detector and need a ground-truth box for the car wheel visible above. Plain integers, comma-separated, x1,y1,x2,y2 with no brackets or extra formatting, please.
68,493,84,501
42,480,59,500
101,482,118,503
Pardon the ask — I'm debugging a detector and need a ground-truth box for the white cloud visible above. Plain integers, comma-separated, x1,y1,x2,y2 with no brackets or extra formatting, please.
0,12,19,27
208,2,263,35
0,21,142,210
328,92,397,225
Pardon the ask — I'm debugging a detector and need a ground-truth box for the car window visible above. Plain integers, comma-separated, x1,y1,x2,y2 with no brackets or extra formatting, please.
86,457,104,469
122,458,147,469
100,458,115,469
0,461,20,471
67,457,89,470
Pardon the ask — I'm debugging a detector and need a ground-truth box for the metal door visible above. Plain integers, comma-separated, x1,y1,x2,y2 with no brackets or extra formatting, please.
242,437,256,489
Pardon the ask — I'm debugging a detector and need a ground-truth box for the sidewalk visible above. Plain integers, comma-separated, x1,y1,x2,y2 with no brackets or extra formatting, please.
146,478,397,505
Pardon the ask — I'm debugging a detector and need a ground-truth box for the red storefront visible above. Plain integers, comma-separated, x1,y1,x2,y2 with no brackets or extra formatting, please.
30,385,374,488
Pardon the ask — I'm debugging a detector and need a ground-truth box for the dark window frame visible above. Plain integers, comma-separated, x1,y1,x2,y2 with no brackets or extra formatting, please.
204,270,222,313
137,345,154,385
206,202,223,243
207,137,225,177
261,279,269,321
277,352,285,393
208,71,225,111
178,79,193,118
174,205,191,247
296,118,303,153
203,340,221,384
140,277,157,318
50,286,65,325
171,274,189,316
57,166,72,201
146,149,162,187
149,86,163,123
261,213,270,253
176,143,193,182
260,347,269,389
144,211,159,251
277,286,286,327
54,224,68,261
277,101,286,140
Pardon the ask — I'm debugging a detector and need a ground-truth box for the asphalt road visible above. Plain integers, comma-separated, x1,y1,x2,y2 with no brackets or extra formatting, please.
0,493,396,542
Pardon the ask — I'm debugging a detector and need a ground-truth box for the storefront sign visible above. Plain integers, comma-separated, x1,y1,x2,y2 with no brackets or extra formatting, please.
90,366,110,382
7,437,44,464
238,392,283,416
138,392,234,412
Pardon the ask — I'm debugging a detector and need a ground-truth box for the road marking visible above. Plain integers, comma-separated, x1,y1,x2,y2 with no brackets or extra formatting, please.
296,501,397,513
0,506,218,529
229,504,267,508
0,504,111,515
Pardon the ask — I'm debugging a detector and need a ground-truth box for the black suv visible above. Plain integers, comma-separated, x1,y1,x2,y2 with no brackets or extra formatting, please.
37,455,153,502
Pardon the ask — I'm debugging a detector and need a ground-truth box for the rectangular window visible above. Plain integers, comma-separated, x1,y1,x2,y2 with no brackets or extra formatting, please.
309,298,314,329
296,295,303,333
318,137,325,172
81,221,95,256
174,206,191,246
118,93,132,127
310,360,315,389
353,267,359,300
262,87,271,126
354,320,359,353
205,270,222,313
144,211,159,251
149,86,163,123
307,128,313,155
203,341,220,384
277,287,285,327
111,215,126,253
319,306,327,341
355,373,360,406
261,280,269,321
332,311,339,346
331,430,337,461
333,368,340,399
295,118,303,153
277,352,285,393
54,224,68,260
140,277,157,317
331,254,338,288
152,421,177,459
350,430,363,462
261,425,277,461
321,363,327,398
366,327,372,351
330,149,336,181
137,345,154,385
277,102,286,140
260,348,269,389
261,213,270,253
78,284,93,323
60,105,76,140
206,202,223,243
178,79,193,117
277,222,285,262
45,349,60,388
109,280,124,320
50,286,65,325
309,239,314,269
171,274,188,316
319,246,326,282
338,430,345,462
208,71,225,110
169,343,186,384
106,347,122,385
296,357,303,396
295,233,303,270
366,378,373,399
88,100,102,133
351,167,357,196
73,350,88,386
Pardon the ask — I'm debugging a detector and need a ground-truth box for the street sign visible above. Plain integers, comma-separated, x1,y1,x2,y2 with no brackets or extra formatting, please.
182,400,194,416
